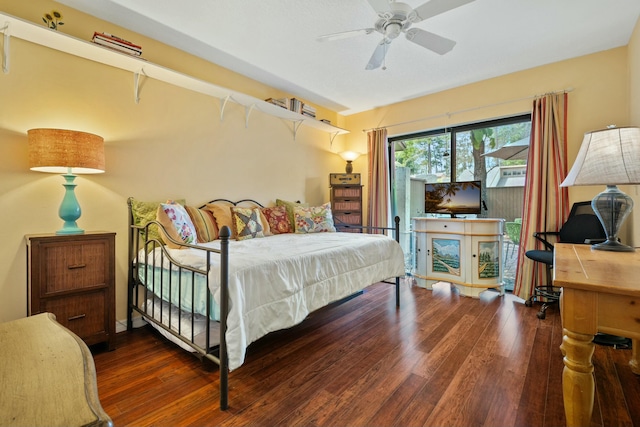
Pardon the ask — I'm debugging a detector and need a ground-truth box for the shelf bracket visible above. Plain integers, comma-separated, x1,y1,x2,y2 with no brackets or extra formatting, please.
133,68,147,104
220,95,231,121
1,22,9,74
329,131,341,148
292,120,304,141
244,104,256,128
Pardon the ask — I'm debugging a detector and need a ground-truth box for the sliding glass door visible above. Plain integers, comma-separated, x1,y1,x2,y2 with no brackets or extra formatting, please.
391,114,531,287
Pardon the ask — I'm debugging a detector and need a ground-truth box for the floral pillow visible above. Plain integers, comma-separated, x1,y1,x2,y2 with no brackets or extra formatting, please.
130,198,185,244
231,207,265,241
276,199,309,228
261,205,292,234
156,202,198,248
293,202,336,233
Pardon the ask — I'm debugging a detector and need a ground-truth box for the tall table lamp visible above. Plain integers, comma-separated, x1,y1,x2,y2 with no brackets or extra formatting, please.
28,128,105,235
339,151,361,174
560,126,640,252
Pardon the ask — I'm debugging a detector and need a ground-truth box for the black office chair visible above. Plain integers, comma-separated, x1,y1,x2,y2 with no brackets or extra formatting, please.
524,202,606,319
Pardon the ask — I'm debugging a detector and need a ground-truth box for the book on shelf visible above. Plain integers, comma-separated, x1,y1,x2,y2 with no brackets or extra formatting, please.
264,96,316,119
265,97,289,109
92,32,142,57
290,98,303,114
302,103,316,118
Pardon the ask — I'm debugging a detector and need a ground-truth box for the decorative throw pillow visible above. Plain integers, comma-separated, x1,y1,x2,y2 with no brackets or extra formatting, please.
258,209,272,236
156,202,198,248
276,199,309,228
185,205,218,242
206,203,235,238
261,205,292,234
293,202,336,233
130,198,185,244
231,207,265,240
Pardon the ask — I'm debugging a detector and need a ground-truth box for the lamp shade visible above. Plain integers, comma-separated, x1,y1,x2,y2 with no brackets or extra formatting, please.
28,128,105,174
560,127,640,187
560,126,640,252
338,151,361,162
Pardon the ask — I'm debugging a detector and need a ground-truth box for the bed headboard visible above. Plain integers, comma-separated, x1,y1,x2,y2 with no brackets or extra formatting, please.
201,199,265,209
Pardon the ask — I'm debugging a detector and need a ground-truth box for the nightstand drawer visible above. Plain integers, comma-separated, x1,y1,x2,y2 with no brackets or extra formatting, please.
41,291,107,342
333,200,361,211
26,232,116,350
335,212,362,224
40,240,109,294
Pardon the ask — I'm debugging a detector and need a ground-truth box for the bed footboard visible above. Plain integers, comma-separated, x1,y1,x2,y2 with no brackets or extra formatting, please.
126,198,231,409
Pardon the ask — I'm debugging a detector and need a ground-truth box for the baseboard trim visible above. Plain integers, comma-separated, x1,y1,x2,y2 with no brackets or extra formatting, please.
115,316,147,333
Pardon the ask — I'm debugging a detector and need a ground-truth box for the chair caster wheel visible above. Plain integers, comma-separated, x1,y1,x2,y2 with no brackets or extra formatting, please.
525,300,533,307
537,311,546,320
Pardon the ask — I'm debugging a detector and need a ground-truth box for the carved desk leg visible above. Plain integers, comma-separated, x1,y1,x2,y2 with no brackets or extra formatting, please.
562,329,595,427
631,339,639,375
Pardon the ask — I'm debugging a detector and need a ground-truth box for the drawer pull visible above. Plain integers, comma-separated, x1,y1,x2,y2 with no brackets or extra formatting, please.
67,264,87,270
68,314,86,321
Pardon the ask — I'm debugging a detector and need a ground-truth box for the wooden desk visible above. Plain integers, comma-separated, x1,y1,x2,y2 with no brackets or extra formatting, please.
554,243,640,427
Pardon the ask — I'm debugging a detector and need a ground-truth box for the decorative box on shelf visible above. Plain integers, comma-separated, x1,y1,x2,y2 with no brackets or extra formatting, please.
330,173,361,185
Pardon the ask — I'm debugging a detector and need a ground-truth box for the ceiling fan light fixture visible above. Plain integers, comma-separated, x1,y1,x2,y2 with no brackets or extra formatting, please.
385,22,402,40
318,0,476,69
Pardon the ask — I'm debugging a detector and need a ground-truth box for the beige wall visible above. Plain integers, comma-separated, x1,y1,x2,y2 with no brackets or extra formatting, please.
0,0,349,324
1,1,638,325
344,46,633,244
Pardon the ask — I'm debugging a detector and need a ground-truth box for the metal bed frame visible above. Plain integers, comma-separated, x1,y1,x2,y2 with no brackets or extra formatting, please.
126,197,401,410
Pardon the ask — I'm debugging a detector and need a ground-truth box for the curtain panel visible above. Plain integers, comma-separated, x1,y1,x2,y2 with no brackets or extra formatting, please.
367,128,391,231
513,93,570,301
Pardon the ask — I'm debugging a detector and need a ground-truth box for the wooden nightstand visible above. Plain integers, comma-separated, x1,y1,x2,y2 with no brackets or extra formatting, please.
330,183,363,232
26,231,116,350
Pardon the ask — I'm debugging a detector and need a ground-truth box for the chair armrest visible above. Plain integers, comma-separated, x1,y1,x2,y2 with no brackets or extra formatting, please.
532,231,559,251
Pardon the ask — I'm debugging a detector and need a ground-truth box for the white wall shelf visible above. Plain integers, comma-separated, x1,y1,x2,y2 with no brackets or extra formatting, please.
0,12,349,143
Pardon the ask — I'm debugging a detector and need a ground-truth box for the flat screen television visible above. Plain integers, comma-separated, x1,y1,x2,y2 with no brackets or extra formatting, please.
425,181,482,217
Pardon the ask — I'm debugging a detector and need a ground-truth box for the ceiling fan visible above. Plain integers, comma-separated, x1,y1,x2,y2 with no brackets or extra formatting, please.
317,0,475,70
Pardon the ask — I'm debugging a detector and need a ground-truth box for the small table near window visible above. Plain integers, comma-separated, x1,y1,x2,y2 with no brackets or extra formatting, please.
554,243,639,427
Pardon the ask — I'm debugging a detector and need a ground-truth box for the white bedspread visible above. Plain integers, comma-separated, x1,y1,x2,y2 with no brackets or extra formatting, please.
145,232,405,370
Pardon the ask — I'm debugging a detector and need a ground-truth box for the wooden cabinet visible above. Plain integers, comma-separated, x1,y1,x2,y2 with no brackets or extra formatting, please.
331,184,363,232
26,232,116,350
413,218,504,298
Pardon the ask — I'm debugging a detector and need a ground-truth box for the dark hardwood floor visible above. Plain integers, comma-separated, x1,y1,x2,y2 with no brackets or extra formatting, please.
92,281,640,427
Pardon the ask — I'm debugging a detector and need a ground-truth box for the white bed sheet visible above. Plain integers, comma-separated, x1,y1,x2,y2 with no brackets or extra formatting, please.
142,232,405,370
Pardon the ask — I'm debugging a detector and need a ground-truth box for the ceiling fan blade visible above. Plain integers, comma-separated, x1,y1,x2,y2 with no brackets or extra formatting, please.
413,0,475,22
405,28,456,55
365,40,390,70
317,28,376,42
367,0,392,14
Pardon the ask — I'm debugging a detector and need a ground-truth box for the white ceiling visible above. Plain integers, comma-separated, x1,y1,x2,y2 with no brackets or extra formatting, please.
56,0,640,115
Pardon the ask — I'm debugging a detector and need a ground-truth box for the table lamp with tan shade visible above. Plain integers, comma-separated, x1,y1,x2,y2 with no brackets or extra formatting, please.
28,128,105,235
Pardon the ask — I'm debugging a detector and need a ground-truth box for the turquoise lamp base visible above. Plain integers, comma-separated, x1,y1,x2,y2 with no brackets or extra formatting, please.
56,172,84,235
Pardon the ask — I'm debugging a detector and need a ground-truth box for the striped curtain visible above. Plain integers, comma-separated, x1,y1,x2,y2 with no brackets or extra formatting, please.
367,128,391,231
513,93,570,301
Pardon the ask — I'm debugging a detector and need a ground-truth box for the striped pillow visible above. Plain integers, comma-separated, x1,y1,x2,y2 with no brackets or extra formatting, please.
185,205,218,242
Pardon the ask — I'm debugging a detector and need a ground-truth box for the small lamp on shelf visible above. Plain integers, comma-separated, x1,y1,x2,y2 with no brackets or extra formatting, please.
28,128,105,235
560,126,640,252
339,151,361,174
